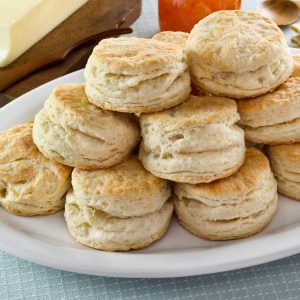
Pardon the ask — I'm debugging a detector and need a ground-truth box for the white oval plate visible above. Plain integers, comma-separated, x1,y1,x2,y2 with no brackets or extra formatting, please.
2,56,300,278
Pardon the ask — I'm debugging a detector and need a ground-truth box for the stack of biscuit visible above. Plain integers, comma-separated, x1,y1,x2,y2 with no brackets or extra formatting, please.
141,10,289,241
65,157,173,251
0,9,297,250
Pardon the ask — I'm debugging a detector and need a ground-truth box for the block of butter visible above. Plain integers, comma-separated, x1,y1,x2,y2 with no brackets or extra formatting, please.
0,0,88,67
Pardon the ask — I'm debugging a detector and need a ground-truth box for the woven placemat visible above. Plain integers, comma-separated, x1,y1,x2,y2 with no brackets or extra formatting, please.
1,250,300,299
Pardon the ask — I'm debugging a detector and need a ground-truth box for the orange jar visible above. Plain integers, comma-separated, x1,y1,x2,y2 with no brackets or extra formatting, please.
159,0,241,32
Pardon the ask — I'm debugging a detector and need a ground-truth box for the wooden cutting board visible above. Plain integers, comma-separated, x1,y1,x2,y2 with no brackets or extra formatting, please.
2,0,141,97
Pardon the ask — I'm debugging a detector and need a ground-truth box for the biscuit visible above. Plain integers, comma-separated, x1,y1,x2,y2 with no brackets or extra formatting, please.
33,84,140,169
0,123,71,216
238,77,300,144
84,37,191,113
187,10,293,99
174,148,278,240
139,95,245,184
152,31,189,48
65,191,173,251
268,144,300,200
72,156,171,218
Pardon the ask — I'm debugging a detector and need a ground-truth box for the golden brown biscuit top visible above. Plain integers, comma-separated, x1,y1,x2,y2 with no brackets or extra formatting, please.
47,83,120,120
152,31,189,47
0,123,37,162
175,148,271,199
237,77,300,126
141,95,239,128
188,10,285,72
72,156,169,198
89,37,186,74
0,123,71,184
268,143,300,162
44,83,139,141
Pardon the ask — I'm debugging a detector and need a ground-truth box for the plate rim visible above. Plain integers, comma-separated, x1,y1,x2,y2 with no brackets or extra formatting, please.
0,211,300,278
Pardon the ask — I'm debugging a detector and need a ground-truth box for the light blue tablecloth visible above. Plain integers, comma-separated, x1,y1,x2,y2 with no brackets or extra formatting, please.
1,250,300,299
2,1,300,299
